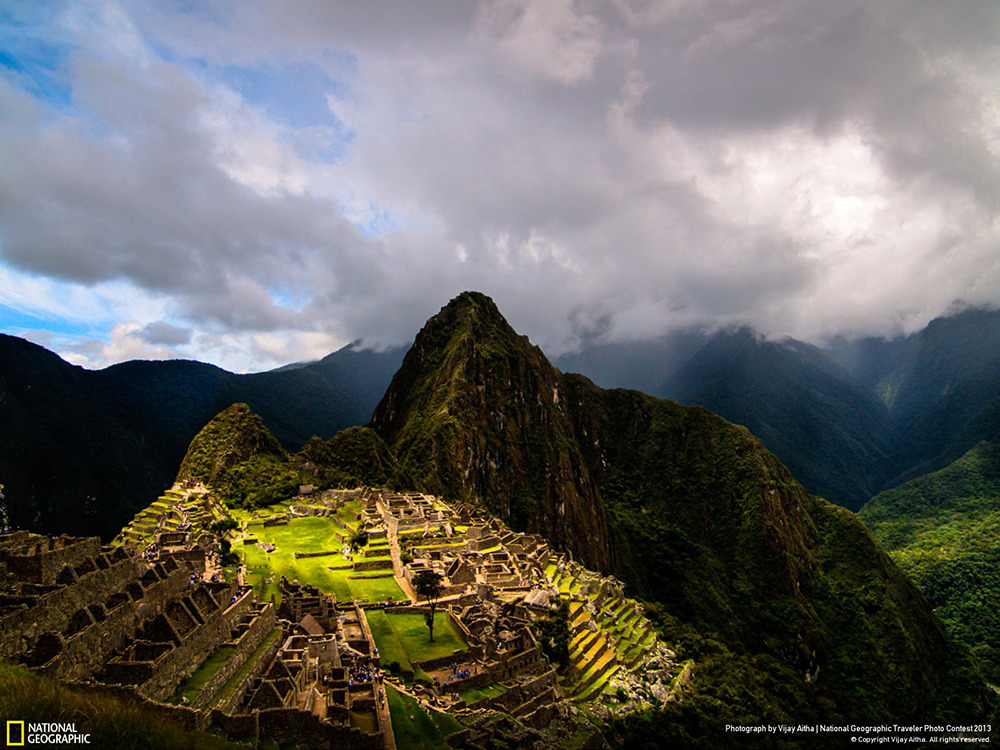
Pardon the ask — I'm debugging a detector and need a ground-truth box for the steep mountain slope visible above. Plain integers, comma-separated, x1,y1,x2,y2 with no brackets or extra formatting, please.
297,426,410,490
175,403,292,508
860,441,1000,683
875,310,1000,485
0,335,401,539
176,405,409,508
371,291,611,571
0,335,168,538
662,330,892,510
366,292,990,731
554,308,1000,509
565,374,985,726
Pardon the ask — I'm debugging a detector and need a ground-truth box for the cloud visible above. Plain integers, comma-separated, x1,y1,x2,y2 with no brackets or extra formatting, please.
139,321,191,346
62,321,182,368
1,0,999,370
478,0,606,85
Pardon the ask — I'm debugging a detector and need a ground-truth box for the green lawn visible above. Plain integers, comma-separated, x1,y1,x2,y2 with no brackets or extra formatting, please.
211,628,283,708
385,684,462,750
169,645,236,704
384,612,468,663
348,575,405,603
366,610,413,672
367,611,468,671
458,684,506,704
239,543,281,603
237,515,406,605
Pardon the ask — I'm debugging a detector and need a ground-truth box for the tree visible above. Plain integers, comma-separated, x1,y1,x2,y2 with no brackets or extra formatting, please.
412,569,444,642
349,529,369,552
536,598,571,668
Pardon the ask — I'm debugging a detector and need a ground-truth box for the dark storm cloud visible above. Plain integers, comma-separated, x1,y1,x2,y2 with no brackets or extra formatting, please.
139,320,191,346
1,0,999,368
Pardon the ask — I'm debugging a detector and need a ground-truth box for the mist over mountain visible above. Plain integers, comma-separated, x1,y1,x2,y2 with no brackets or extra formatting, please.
555,307,1000,510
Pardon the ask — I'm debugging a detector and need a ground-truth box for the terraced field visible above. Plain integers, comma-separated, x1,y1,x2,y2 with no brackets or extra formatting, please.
386,684,462,750
546,561,661,703
235,514,405,605
116,487,230,547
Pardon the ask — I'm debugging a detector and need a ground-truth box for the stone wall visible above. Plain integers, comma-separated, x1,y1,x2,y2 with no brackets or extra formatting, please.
353,559,392,572
292,550,339,559
0,551,148,661
191,604,278,710
140,588,255,701
3,558,195,680
210,627,284,715
256,707,384,750
0,534,102,585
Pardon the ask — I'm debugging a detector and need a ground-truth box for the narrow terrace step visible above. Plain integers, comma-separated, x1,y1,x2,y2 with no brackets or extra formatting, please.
570,607,591,630
570,630,603,661
570,635,611,680
575,665,620,703
569,650,618,698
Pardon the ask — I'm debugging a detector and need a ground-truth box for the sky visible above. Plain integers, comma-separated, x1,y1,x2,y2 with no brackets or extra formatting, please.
1,0,999,372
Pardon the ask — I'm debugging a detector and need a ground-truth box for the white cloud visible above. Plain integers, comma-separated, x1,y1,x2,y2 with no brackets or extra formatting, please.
478,0,606,85
1,0,1000,369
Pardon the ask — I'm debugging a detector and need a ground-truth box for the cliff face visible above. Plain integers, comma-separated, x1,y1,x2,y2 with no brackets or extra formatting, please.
564,377,817,631
371,292,612,571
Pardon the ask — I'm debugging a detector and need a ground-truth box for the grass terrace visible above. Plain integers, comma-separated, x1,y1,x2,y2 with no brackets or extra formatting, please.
386,684,462,750
458,684,506,705
168,645,236,704
211,628,283,709
366,610,413,673
367,611,468,668
236,513,404,605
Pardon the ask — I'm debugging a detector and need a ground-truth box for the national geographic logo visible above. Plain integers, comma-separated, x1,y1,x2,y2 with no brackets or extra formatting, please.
5,722,91,745
7,721,24,746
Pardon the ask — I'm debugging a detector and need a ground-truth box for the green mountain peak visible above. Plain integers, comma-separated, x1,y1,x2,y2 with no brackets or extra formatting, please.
371,292,612,570
176,403,287,484
367,292,990,731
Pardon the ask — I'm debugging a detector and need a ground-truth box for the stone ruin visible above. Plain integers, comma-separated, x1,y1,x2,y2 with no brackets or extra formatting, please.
0,531,387,750
3,483,686,750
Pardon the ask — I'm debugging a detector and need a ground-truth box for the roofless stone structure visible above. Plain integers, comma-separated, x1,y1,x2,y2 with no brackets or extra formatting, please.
2,484,687,749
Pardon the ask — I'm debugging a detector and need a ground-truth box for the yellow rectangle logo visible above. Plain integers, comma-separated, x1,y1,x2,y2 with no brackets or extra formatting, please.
7,720,25,746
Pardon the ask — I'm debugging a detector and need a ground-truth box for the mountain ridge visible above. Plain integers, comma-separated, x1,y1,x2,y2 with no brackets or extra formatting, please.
554,307,1000,510
0,334,402,538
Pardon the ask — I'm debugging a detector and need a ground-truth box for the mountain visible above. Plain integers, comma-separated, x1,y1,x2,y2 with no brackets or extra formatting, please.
152,292,991,739
860,440,1000,684
661,330,893,510
553,330,708,395
0,335,403,539
857,309,1000,486
555,308,1000,510
371,291,612,571
359,292,990,734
